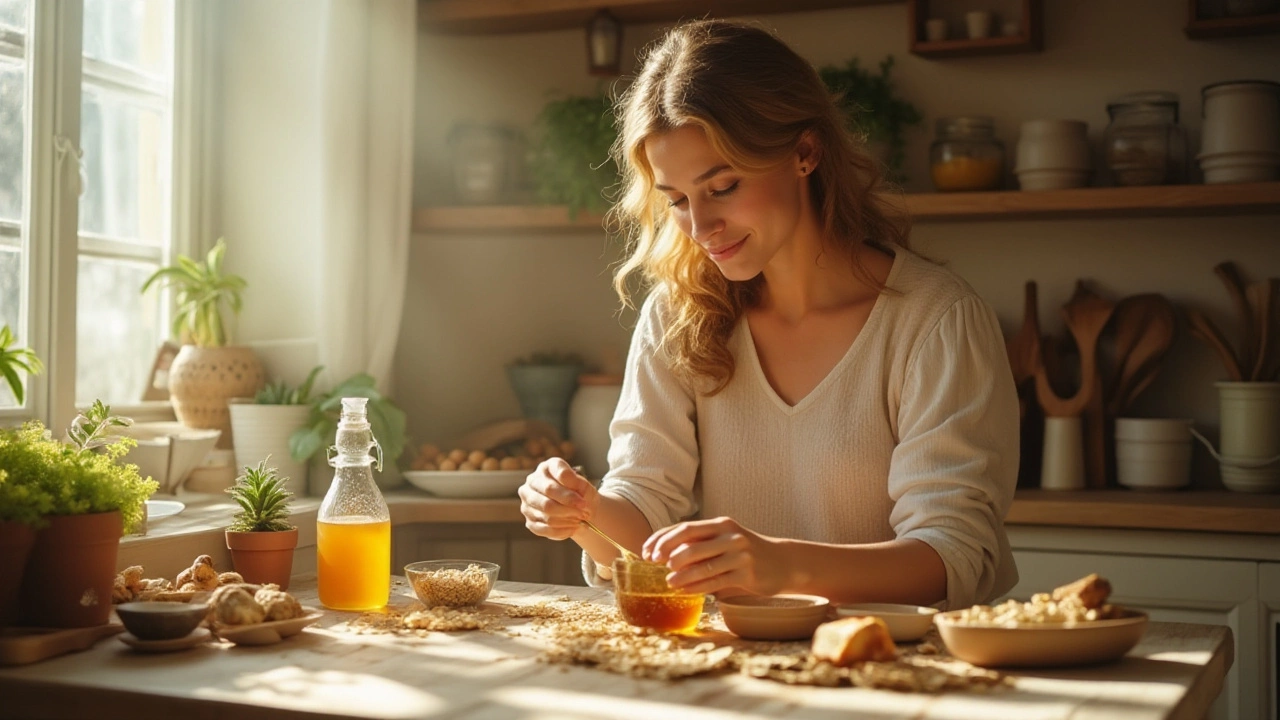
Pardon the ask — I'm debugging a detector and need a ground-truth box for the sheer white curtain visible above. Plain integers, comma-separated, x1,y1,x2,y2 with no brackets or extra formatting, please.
316,0,415,398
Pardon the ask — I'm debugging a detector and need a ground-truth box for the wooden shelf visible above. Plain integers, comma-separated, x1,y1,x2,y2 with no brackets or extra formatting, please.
1184,0,1280,39
418,0,896,34
907,0,1043,58
412,182,1280,232
1007,489,1280,535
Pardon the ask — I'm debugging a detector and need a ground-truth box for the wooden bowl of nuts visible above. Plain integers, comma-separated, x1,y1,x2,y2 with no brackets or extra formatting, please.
404,560,500,608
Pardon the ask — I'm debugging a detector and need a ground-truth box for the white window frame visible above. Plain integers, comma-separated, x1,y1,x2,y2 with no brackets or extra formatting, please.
5,0,208,433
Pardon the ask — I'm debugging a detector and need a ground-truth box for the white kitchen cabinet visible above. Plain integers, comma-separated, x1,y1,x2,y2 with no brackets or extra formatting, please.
1011,549,1258,720
392,522,586,587
1260,563,1280,720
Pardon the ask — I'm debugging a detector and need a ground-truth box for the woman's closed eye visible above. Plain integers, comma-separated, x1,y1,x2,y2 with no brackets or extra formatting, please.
665,181,740,208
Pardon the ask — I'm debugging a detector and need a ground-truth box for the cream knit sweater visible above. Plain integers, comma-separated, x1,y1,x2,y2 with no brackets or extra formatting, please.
586,245,1020,609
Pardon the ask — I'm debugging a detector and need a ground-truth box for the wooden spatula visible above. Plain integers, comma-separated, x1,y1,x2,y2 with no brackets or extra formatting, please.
1106,294,1177,415
1250,279,1275,381
1214,262,1255,378
1186,307,1244,381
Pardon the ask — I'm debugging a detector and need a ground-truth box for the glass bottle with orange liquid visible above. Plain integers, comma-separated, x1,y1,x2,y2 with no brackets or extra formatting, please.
317,396,391,611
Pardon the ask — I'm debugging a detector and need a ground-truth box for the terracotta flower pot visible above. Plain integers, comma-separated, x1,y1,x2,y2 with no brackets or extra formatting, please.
19,511,123,628
168,345,266,450
0,521,37,629
226,528,298,590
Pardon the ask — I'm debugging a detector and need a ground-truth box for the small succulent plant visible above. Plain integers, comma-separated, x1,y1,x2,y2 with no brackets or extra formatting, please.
226,458,295,533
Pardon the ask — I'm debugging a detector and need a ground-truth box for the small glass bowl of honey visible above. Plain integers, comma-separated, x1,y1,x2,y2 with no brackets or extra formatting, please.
612,557,705,633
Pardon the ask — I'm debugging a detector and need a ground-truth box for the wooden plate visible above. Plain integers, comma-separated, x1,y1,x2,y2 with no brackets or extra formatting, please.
214,610,323,646
934,607,1148,668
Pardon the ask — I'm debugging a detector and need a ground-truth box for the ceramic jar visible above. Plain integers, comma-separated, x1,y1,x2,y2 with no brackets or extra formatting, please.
929,116,1005,192
1103,92,1188,186
1198,80,1280,184
449,124,510,204
1014,119,1092,191
568,374,623,481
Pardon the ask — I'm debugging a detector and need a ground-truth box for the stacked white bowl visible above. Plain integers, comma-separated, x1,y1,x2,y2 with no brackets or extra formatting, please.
1198,80,1280,184
1014,119,1093,190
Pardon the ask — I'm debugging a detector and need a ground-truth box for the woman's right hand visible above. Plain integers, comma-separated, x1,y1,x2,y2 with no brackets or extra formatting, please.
518,457,597,540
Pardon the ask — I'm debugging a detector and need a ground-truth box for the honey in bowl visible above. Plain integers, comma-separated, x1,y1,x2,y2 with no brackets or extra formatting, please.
612,557,705,633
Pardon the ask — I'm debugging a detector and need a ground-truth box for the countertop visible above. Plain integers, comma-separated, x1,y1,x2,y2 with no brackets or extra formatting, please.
0,576,1234,720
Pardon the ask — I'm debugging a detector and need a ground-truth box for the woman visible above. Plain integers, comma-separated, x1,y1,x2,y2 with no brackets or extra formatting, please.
518,20,1018,610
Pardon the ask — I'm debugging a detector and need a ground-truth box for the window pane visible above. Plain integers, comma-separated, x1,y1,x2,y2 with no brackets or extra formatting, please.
0,0,25,31
82,0,171,75
79,86,166,243
0,246,22,407
0,60,23,223
76,256,160,406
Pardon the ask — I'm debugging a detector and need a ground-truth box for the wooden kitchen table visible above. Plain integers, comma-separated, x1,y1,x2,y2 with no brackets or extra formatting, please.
0,576,1232,720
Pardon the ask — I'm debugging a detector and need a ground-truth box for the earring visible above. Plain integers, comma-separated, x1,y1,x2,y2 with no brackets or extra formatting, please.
800,165,808,175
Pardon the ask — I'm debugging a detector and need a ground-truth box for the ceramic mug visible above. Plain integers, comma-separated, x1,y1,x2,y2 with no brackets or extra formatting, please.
924,18,948,42
1190,382,1280,493
965,11,992,39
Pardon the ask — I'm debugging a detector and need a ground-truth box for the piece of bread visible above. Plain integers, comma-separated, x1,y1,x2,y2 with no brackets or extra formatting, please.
1051,573,1112,609
811,616,897,666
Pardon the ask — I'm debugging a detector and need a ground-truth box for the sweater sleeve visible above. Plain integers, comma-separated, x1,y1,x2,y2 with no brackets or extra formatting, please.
581,291,701,587
889,295,1020,609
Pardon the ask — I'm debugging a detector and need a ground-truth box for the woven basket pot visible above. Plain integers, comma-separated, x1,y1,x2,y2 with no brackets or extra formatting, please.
168,345,265,450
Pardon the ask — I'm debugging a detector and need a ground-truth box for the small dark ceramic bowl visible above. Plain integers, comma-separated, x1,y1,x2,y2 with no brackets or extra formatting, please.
115,601,209,641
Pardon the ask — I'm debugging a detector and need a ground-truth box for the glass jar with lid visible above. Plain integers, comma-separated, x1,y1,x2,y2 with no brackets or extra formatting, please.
1103,92,1188,186
930,116,1005,192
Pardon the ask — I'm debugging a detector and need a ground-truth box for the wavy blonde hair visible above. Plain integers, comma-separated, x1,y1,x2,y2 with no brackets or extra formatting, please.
609,20,912,395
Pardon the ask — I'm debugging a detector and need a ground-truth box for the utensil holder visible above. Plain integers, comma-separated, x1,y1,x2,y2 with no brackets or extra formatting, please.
1189,382,1280,492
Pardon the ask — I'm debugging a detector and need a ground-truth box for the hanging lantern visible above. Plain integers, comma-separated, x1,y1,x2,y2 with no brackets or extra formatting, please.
585,9,622,76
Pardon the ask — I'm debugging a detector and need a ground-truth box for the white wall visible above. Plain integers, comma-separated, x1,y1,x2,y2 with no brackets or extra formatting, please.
403,0,1280,488
214,0,324,384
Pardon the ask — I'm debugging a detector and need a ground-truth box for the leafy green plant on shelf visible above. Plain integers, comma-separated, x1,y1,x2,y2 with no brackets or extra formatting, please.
818,55,922,183
289,372,407,470
226,459,295,533
255,365,324,406
140,238,247,347
527,92,619,218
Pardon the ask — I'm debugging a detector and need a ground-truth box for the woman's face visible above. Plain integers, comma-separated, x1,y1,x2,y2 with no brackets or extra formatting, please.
645,125,809,282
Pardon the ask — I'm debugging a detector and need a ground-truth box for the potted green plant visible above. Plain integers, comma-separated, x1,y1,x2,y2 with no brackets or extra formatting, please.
225,459,298,590
0,324,44,406
229,365,324,497
1,401,157,628
0,325,44,628
506,351,586,440
818,55,922,182
527,92,619,218
289,372,407,495
140,238,265,449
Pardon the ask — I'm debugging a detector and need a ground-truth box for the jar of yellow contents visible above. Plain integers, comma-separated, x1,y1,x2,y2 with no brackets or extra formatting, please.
613,558,705,633
930,116,1005,192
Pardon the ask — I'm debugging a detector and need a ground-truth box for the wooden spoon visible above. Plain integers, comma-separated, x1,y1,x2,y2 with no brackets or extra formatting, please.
1006,282,1041,419
1034,281,1115,418
1249,279,1275,381
1186,307,1244,381
1214,262,1255,377
1106,294,1177,415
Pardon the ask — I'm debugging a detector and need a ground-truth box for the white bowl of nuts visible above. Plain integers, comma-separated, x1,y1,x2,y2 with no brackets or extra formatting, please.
403,470,527,499
404,560,500,608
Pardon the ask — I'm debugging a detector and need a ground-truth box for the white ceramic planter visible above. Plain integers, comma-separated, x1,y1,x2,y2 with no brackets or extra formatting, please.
228,402,311,497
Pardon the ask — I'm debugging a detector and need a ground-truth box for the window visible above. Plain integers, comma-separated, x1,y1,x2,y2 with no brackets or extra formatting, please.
0,0,179,425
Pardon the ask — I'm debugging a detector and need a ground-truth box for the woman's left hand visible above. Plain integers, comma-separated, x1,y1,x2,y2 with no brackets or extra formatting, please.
642,516,787,597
